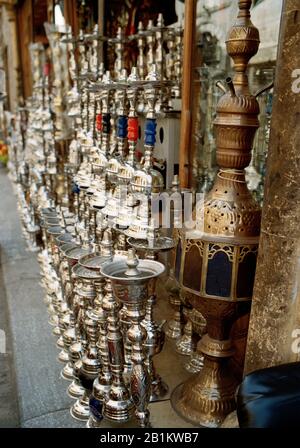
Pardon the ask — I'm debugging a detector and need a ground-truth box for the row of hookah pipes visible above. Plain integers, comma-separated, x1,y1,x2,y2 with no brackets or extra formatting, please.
9,16,210,398
23,17,183,428
108,14,182,96
9,43,59,251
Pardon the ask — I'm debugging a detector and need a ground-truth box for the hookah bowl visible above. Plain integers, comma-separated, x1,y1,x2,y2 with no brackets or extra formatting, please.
56,232,74,245
65,244,93,273
101,249,165,427
79,252,113,271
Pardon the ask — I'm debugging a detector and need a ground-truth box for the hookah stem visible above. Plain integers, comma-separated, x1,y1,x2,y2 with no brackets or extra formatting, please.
117,114,128,157
92,90,97,143
101,112,111,150
93,282,112,417
42,76,47,166
143,293,157,387
101,108,111,207
127,116,138,163
79,62,84,130
96,33,101,77
107,288,125,388
98,295,111,379
137,24,144,79
144,250,159,388
128,118,158,428
86,86,90,134
116,114,128,215
95,88,102,151
144,117,157,222
73,37,80,82
130,301,151,427
91,38,98,145
96,111,102,135
144,117,156,166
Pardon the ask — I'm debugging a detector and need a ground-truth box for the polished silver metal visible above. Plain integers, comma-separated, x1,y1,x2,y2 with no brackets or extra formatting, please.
101,249,165,427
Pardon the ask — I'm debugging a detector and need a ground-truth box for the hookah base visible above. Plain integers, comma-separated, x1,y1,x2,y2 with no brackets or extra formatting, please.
87,394,105,428
164,305,183,339
48,314,58,326
70,393,90,421
149,378,169,402
56,336,65,349
28,244,40,253
61,362,74,381
184,352,204,374
165,316,182,340
57,349,69,364
43,294,52,305
103,399,134,424
86,415,103,428
175,340,195,356
47,300,56,313
171,369,237,428
68,380,85,399
175,324,196,356
52,326,61,337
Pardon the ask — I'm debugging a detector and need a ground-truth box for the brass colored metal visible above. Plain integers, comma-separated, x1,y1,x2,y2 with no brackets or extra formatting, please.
184,309,206,374
175,320,195,356
172,0,262,428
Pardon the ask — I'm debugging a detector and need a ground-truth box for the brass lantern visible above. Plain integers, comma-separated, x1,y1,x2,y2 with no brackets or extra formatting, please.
172,0,262,427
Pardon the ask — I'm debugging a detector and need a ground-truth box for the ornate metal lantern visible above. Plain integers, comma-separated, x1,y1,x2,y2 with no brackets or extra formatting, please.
172,0,262,427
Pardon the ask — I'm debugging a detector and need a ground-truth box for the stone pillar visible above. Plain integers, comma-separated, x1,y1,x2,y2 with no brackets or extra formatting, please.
244,0,300,374
0,0,21,111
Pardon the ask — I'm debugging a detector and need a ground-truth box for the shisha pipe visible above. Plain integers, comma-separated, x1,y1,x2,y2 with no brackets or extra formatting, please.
125,64,170,240
101,68,128,219
86,72,116,245
101,249,165,427
128,219,174,401
114,67,143,230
